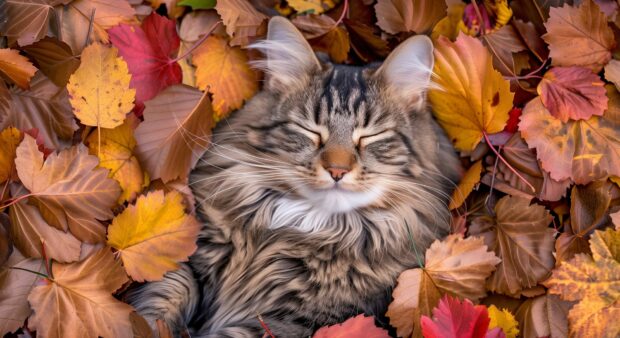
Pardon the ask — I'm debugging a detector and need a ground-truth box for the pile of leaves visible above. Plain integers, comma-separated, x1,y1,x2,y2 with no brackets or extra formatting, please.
0,0,619,337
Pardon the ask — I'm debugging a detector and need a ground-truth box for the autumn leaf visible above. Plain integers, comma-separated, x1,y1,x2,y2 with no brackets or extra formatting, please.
449,160,482,210
0,127,22,184
513,293,571,338
0,249,45,336
375,0,446,35
519,86,620,184
488,305,519,338
482,24,528,77
215,0,268,46
87,115,147,203
289,0,337,14
28,247,134,338
67,43,134,129
193,35,258,119
135,85,214,182
387,235,500,338
344,18,390,62
545,228,620,337
4,0,68,46
429,33,514,151
0,49,37,89
542,0,615,72
150,0,185,18
293,14,337,39
14,134,120,242
469,195,555,297
537,67,608,122
420,295,498,338
108,12,182,107
313,314,389,338
309,26,351,63
107,190,200,282
604,59,620,92
22,37,81,87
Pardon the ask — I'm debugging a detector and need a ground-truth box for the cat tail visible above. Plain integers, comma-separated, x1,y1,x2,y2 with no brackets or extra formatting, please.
126,263,199,335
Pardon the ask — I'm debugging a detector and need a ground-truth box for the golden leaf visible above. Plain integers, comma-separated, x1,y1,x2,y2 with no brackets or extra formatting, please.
0,127,22,184
107,190,200,282
288,0,336,14
449,160,482,210
67,43,135,129
488,305,520,338
0,49,37,89
429,33,514,151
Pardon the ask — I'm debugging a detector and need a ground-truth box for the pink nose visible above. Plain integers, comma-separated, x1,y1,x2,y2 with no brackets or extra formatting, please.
326,167,349,182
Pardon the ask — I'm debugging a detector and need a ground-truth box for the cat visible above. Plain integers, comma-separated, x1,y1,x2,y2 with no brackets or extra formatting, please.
127,17,462,338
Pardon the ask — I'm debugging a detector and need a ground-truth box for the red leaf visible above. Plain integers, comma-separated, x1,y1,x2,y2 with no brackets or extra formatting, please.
108,13,182,107
537,66,608,122
313,315,389,338
421,295,503,338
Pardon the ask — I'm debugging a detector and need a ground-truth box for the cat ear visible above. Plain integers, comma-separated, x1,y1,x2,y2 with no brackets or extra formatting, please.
251,17,321,92
375,35,434,110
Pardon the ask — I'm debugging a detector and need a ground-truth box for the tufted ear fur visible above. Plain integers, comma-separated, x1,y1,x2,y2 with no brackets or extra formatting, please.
250,17,321,92
374,35,435,110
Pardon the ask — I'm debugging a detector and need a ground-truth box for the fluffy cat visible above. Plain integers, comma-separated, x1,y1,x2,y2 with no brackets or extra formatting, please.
128,17,461,338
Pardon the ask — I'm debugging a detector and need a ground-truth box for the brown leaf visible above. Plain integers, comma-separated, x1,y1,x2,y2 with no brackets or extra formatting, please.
344,19,390,62
0,127,22,184
542,0,615,72
28,247,134,338
512,19,548,61
14,135,121,243
482,24,528,76
130,312,154,338
21,37,81,87
292,14,336,39
0,249,46,336
511,0,568,34
0,49,37,89
514,293,572,338
215,0,268,46
4,0,68,46
308,26,351,63
179,10,225,43
469,195,555,297
135,85,214,183
9,184,82,263
0,72,78,148
375,0,446,34
0,214,10,266
604,59,620,92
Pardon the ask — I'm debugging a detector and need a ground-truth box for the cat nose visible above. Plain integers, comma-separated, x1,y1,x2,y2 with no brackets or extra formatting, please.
326,167,349,182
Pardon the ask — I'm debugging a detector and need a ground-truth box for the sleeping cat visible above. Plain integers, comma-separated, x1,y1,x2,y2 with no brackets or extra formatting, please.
128,17,461,337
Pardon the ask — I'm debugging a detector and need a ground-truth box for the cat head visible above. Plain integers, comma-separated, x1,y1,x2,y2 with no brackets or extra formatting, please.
194,17,461,229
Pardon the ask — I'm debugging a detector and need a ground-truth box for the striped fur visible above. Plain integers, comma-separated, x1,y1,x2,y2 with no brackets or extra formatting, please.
128,19,461,338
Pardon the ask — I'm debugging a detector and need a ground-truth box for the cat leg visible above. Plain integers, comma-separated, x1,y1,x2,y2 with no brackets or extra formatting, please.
125,263,199,335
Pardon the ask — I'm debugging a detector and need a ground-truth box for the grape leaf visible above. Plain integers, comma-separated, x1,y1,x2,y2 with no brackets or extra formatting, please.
313,314,389,338
375,0,446,34
215,0,268,46
67,43,134,129
107,190,200,282
0,49,37,89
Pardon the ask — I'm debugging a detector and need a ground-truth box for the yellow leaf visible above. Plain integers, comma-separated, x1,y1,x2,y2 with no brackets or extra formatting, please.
27,248,133,338
431,3,467,41
0,127,22,184
288,0,336,14
0,49,37,89
67,43,135,129
87,115,147,203
488,305,519,338
429,33,514,151
107,190,201,282
193,36,258,119
449,160,482,210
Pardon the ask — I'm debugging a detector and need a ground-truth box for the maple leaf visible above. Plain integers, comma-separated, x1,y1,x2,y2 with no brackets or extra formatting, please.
0,72,78,148
420,295,500,338
87,115,147,203
14,134,120,243
67,43,134,129
107,190,200,282
519,86,620,184
193,35,258,119
135,85,214,183
28,247,134,338
542,0,615,72
513,293,571,338
387,234,500,338
0,249,45,336
0,127,22,184
4,0,68,46
215,0,268,46
469,195,554,297
537,67,608,122
449,160,482,210
108,12,182,108
545,228,620,337
429,33,514,152
22,37,81,87
487,305,519,338
0,49,37,89
375,0,446,35
313,314,390,338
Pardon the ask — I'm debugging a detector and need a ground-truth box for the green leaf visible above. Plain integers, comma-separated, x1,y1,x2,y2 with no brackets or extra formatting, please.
177,0,216,10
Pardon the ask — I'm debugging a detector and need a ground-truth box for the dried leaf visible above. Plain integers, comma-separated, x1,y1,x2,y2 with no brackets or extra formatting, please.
344,19,390,62
375,0,446,34
482,24,528,76
0,127,22,184
14,135,120,242
135,85,214,182
292,14,336,39
604,59,620,92
519,86,620,184
430,33,514,151
309,26,351,63
313,314,389,338
21,37,81,87
67,43,134,129
0,49,37,89
449,160,482,210
542,0,615,72
28,247,134,338
215,0,268,46
469,196,554,296
193,36,258,119
514,293,572,338
4,0,67,46
488,305,519,338
107,190,200,282
289,0,337,14
420,295,493,338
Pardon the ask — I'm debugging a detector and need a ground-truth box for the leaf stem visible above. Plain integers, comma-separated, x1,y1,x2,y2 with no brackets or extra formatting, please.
172,20,223,64
84,8,96,50
0,193,32,209
41,240,52,278
8,267,49,279
482,131,536,192
503,59,549,81
334,0,349,27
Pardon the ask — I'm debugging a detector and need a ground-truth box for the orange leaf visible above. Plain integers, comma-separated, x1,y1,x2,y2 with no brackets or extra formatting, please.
215,0,267,47
375,0,446,34
449,160,483,210
0,49,37,89
0,127,22,184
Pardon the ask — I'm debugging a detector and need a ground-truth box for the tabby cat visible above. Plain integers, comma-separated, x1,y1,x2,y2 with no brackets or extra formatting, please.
128,17,461,337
